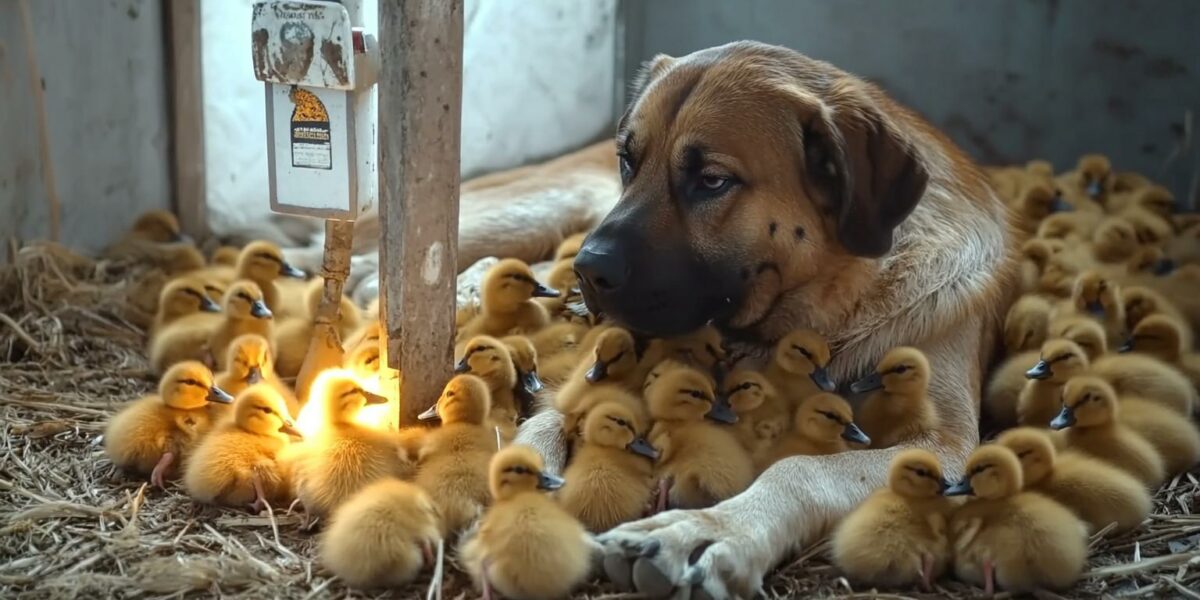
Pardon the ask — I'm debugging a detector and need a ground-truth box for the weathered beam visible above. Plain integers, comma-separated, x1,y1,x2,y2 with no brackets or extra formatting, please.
378,0,463,425
166,0,209,241
294,219,355,403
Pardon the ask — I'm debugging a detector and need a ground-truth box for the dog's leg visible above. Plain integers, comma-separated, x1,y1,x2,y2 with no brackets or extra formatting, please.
513,408,568,475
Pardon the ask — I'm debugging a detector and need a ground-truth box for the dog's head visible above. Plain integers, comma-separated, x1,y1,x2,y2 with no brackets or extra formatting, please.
575,42,929,337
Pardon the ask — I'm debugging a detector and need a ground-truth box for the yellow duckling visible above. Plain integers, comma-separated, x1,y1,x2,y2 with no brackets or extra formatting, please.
458,258,559,339
319,478,441,589
1122,314,1200,395
661,324,727,374
1091,350,1196,416
343,340,382,383
1018,237,1066,293
1062,153,1112,204
832,449,955,591
764,328,836,403
1090,216,1139,264
996,427,1150,534
560,385,650,449
554,232,588,262
1122,285,1191,347
721,370,784,460
946,445,1088,594
109,209,186,248
290,370,412,518
183,384,301,512
274,277,364,378
982,350,1040,429
1003,294,1052,354
104,361,232,488
150,276,220,338
646,366,753,509
555,327,656,416
148,285,223,374
456,336,520,437
210,245,241,267
758,392,869,472
558,402,658,532
460,445,597,600
229,240,307,315
850,347,938,448
1118,394,1200,476
1050,376,1166,487
1109,185,1174,220
213,334,294,416
414,374,498,535
1012,181,1072,235
1017,339,1090,427
501,335,545,416
1120,206,1174,247
1046,315,1108,361
209,281,275,371
1056,270,1125,348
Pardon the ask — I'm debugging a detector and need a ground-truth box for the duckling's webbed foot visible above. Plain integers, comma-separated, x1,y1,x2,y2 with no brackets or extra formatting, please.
983,558,995,596
481,558,495,600
247,473,270,514
654,476,673,513
150,451,175,489
920,553,934,592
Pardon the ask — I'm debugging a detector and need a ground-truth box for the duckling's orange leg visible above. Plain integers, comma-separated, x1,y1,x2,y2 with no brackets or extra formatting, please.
150,451,175,489
654,476,673,513
247,473,270,514
481,558,494,600
920,554,934,592
982,558,995,596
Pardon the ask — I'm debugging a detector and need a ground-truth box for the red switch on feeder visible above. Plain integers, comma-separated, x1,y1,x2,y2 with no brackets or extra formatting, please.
352,28,365,54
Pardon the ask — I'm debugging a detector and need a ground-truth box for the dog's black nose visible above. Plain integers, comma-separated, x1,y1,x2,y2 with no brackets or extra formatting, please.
574,245,628,292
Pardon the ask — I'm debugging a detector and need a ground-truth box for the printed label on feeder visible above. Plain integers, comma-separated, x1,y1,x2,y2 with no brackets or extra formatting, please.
289,87,332,170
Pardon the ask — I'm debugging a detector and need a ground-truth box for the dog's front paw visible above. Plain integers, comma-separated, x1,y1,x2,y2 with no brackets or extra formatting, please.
598,507,770,600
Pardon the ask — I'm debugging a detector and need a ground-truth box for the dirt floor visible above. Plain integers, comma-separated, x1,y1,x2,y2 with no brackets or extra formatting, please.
1,244,1198,599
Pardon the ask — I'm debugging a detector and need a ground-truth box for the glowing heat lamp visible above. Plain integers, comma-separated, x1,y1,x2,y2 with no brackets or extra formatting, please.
296,367,395,439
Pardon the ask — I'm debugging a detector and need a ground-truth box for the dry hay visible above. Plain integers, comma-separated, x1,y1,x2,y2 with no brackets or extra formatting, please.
0,243,1198,600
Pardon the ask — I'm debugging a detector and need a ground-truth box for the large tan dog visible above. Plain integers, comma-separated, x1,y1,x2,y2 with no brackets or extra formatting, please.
516,41,1016,598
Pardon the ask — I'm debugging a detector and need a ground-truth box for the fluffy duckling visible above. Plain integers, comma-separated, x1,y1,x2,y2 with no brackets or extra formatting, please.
1114,185,1174,221
1120,207,1174,248
1018,339,1090,427
148,289,223,374
274,278,362,377
1090,350,1196,416
1036,212,1103,246
1122,285,1190,344
645,366,753,509
104,361,232,488
150,277,220,338
526,321,587,362
501,335,544,417
183,384,300,512
832,449,955,591
1019,238,1067,293
661,324,727,374
1123,314,1200,392
228,241,307,315
758,393,869,472
118,210,186,245
1117,395,1200,476
213,334,297,418
996,427,1150,534
209,281,274,371
1003,294,1053,354
1050,377,1165,487
1059,270,1126,348
555,327,655,415
560,385,650,449
1013,182,1071,235
982,350,1040,429
458,258,559,339
764,329,836,404
210,245,241,267
1046,315,1108,361
558,402,658,532
290,370,412,518
722,370,785,460
1090,216,1140,264
456,336,520,435
554,232,588,262
850,347,938,448
946,445,1088,594
414,374,498,535
460,445,596,600
343,340,381,382
319,478,441,589
1063,153,1113,203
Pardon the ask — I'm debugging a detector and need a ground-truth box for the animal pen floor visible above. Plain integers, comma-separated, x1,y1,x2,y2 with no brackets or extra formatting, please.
1,244,1198,600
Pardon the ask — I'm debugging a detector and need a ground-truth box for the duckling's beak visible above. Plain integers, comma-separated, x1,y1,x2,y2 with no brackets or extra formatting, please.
1086,179,1103,199
453,358,470,374
417,404,440,421
280,262,306,279
938,477,951,494
521,370,544,394
363,391,389,405
585,360,608,383
1153,258,1176,276
1049,405,1076,430
1049,194,1074,213
1025,360,1051,380
849,372,883,395
207,385,235,404
531,282,561,298
627,437,660,461
537,471,565,491
705,397,738,424
200,296,221,313
841,422,871,446
943,477,974,497
809,367,836,393
279,420,303,438
1085,300,1105,318
175,232,194,244
1118,338,1135,353
246,366,263,384
250,300,273,319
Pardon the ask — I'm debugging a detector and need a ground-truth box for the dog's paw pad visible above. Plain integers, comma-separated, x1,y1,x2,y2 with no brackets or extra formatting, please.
632,558,674,598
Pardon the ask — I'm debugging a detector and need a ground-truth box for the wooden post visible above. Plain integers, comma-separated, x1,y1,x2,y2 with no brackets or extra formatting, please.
294,219,355,403
166,0,209,242
378,0,463,424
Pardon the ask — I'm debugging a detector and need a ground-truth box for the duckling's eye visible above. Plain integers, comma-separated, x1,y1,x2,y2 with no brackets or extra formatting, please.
818,410,839,422
1016,450,1032,458
446,391,456,398
257,406,273,415
893,365,910,375
914,468,928,477
791,345,813,360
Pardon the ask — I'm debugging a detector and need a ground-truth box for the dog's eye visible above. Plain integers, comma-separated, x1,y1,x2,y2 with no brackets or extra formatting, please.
700,175,730,191
618,153,634,185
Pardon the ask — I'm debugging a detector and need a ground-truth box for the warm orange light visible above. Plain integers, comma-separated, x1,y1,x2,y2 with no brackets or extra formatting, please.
296,368,396,437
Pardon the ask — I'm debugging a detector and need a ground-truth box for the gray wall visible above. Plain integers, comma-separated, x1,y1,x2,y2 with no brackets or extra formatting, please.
0,0,172,257
623,0,1200,208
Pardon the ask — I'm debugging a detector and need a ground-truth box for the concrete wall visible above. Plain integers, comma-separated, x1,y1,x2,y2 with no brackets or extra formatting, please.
624,0,1200,208
202,0,618,233
0,0,172,257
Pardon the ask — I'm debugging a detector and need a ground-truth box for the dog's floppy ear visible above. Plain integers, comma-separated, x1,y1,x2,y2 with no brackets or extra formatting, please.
804,101,928,258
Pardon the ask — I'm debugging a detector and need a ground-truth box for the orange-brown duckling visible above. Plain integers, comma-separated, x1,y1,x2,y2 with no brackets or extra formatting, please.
319,478,441,589
501,335,544,417
832,449,955,591
1059,271,1126,348
983,350,1040,429
996,427,1149,534
1091,349,1196,417
1019,238,1067,293
764,329,836,404
456,336,520,437
213,333,296,417
289,370,412,518
1036,212,1103,246
757,393,869,472
150,276,220,338
1003,294,1052,354
1046,315,1108,361
660,324,727,375
210,245,241,267
102,210,188,261
559,402,658,532
460,445,597,600
1066,153,1113,204
1090,216,1140,264
946,445,1088,594
1050,377,1165,487
104,361,232,488
722,370,784,460
1013,181,1072,235
555,327,654,415
458,258,558,340
1122,285,1191,346
1017,339,1090,427
850,347,938,448
183,384,300,512
209,281,275,371
414,374,498,536
1119,207,1174,248
1122,314,1200,393
645,366,753,509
